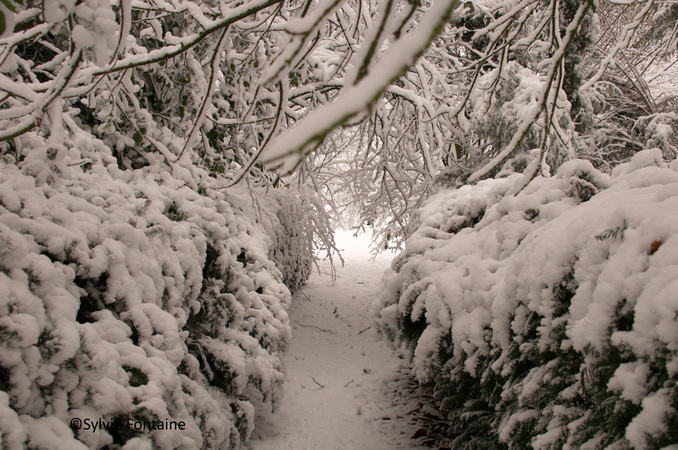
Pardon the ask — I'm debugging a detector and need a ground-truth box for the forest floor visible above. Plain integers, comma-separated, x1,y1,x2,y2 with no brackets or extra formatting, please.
247,230,431,449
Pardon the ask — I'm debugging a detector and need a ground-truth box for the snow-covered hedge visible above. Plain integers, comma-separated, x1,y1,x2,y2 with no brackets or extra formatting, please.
0,135,313,448
259,189,314,294
373,149,678,448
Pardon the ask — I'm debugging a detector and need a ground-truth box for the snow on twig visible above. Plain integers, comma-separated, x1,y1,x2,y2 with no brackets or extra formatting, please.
261,0,460,175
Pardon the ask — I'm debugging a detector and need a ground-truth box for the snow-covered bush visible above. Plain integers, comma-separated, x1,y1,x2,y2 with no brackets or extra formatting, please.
257,189,314,294
0,130,313,448
373,149,678,448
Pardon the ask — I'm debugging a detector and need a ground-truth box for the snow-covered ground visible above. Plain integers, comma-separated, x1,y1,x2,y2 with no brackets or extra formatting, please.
248,230,419,449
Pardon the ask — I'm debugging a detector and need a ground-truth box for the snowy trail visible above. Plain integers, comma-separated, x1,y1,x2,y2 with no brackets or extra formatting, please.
248,230,419,450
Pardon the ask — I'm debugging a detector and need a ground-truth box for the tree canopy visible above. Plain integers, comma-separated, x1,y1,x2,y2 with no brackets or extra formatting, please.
0,0,676,248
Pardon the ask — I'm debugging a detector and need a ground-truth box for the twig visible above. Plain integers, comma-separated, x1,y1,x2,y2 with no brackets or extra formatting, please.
295,321,333,333
312,377,325,389
358,326,371,335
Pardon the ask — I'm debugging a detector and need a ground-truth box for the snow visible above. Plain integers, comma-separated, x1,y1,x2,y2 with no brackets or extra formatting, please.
248,230,418,449
0,131,320,448
373,150,678,448
261,0,459,175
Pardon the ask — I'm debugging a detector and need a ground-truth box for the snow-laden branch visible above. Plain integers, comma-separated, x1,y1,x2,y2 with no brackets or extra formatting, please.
581,0,656,91
466,0,593,185
261,0,344,85
261,0,460,176
79,0,283,79
0,50,83,141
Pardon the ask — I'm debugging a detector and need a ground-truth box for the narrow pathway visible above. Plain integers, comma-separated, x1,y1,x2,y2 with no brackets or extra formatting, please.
248,230,420,449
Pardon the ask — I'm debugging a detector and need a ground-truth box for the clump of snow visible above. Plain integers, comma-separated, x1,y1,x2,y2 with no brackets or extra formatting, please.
373,150,678,448
0,129,316,447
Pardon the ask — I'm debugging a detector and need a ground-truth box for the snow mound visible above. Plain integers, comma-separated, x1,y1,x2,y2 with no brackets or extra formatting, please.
373,149,678,448
0,132,313,448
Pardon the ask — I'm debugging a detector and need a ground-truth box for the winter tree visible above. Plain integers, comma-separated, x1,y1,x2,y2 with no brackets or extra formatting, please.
0,0,676,448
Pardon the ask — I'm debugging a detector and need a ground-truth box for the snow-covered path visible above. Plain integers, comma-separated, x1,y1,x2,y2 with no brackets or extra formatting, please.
248,230,418,449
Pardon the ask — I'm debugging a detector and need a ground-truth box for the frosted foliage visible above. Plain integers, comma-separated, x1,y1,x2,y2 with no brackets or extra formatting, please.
373,150,678,448
256,189,314,293
0,130,314,448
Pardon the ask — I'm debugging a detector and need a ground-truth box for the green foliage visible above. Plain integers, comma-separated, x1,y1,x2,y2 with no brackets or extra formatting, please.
399,314,428,348
596,222,627,242
108,414,142,446
231,402,252,443
0,11,6,36
0,0,19,12
433,357,506,449
202,243,221,281
74,273,109,324
0,0,20,35
124,366,149,387
165,202,188,222
0,363,10,392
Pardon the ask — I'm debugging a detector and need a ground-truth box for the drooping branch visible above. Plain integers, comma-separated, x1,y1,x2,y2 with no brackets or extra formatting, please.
466,0,593,185
261,0,460,176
